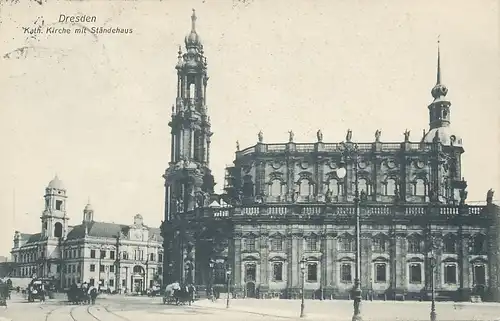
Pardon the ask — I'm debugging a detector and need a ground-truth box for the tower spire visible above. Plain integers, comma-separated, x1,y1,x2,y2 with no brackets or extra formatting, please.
191,9,197,32
436,35,441,85
431,36,448,100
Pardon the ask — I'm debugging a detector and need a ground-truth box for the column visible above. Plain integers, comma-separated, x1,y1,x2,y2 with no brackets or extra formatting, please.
260,232,269,295
234,234,242,294
331,234,338,288
320,233,327,296
360,231,372,292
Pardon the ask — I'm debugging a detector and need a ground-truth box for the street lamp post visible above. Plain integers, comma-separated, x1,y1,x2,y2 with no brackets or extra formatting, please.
337,142,363,321
226,266,232,309
208,259,214,301
300,258,306,318
427,248,437,321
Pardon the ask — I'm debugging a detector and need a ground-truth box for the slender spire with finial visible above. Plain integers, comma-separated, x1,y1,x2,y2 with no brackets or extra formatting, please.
191,9,197,32
436,35,441,85
431,35,448,100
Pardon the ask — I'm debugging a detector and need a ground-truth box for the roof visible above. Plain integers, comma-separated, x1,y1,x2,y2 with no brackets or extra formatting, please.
25,233,47,244
66,221,162,241
48,175,65,190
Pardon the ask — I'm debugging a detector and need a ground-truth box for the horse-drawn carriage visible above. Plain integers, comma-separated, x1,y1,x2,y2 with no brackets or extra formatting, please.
67,284,90,304
27,279,47,302
67,284,98,305
162,283,195,305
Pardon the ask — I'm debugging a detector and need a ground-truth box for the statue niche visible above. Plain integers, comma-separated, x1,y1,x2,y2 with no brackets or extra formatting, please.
242,175,255,198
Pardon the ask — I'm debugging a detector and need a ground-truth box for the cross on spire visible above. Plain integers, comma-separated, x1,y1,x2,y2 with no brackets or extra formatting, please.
436,35,441,85
191,9,197,32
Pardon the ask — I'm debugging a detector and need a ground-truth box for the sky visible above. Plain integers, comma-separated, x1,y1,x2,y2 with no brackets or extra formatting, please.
0,0,498,257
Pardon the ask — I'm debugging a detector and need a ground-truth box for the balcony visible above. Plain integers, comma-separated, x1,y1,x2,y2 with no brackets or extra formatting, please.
235,141,438,159
178,203,487,222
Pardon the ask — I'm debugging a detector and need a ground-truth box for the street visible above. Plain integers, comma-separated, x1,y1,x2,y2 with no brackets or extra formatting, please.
1,293,500,321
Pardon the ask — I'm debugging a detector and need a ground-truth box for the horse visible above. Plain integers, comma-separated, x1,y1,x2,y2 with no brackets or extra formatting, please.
173,285,191,305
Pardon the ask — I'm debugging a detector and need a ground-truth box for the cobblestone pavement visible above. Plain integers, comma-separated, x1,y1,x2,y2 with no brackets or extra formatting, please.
1,294,500,321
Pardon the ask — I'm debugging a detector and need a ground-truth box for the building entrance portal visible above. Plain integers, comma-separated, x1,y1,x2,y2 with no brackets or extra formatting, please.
246,282,256,298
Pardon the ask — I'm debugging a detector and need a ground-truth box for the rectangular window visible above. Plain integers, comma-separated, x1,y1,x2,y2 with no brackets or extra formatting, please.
473,265,486,285
271,238,283,251
109,279,114,287
77,265,81,272
409,263,422,283
341,263,352,282
340,239,353,252
373,239,386,252
90,264,95,272
90,250,96,258
375,263,386,282
245,238,256,252
158,267,163,275
150,253,155,261
306,238,318,251
122,252,128,260
158,254,163,262
72,265,76,273
56,200,63,210
89,278,95,286
408,240,421,253
272,262,283,281
307,263,318,282
100,250,106,259
100,265,105,272
110,265,115,273
122,279,126,287
444,264,457,284
110,251,115,260
72,249,76,258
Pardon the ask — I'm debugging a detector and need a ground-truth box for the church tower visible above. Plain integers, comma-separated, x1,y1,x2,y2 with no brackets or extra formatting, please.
41,175,69,239
422,39,466,204
162,10,215,284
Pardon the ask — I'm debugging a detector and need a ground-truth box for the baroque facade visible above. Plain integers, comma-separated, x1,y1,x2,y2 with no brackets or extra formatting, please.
162,11,500,302
11,176,164,293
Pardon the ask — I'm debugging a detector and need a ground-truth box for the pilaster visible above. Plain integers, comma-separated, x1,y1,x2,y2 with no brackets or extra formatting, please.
360,231,372,290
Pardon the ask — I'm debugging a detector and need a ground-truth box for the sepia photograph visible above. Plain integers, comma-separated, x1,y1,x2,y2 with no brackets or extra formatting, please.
0,0,498,320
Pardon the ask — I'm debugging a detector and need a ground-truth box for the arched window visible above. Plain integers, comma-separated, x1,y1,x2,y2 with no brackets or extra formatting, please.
299,179,311,196
358,178,368,194
414,179,426,196
328,179,339,196
54,222,63,238
189,82,195,99
385,179,396,196
358,178,370,195
269,180,282,197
